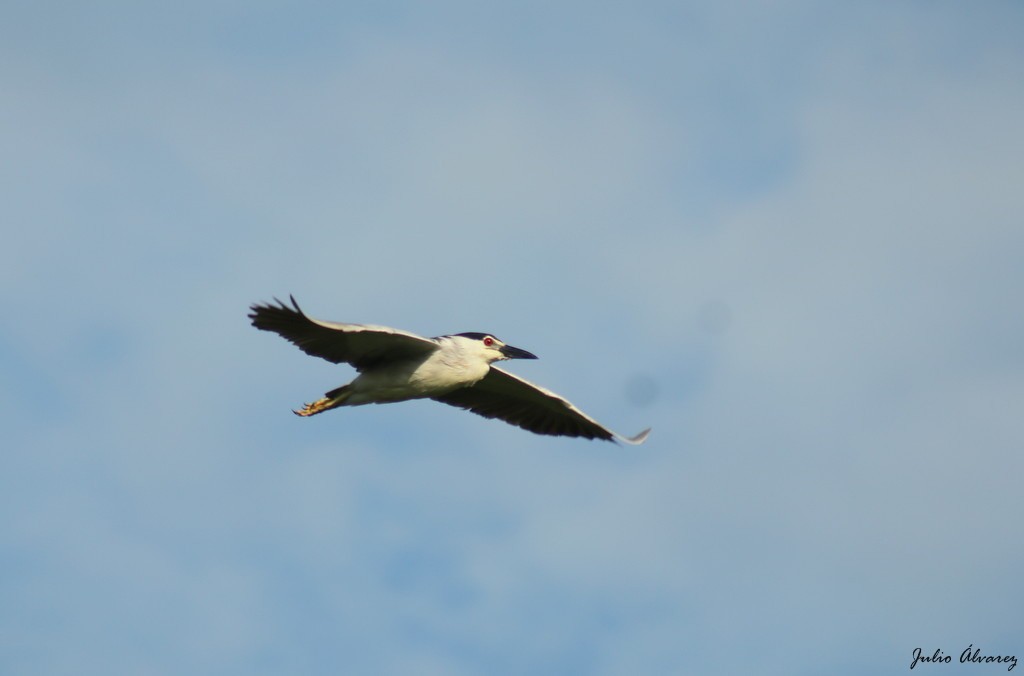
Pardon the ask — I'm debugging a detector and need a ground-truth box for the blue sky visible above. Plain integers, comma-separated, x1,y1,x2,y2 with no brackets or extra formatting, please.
3,2,1023,674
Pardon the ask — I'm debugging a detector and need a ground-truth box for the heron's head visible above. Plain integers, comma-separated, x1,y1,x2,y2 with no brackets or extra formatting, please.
455,332,538,363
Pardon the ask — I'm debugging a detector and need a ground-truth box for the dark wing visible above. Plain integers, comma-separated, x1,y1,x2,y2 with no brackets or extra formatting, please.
248,296,439,371
433,367,650,444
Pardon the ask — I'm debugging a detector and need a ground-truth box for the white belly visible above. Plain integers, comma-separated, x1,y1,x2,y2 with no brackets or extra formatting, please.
347,353,489,404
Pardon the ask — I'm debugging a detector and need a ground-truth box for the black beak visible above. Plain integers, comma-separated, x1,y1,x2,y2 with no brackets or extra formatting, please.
500,344,538,360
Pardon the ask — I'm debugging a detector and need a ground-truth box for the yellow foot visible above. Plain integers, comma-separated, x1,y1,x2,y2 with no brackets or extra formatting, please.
294,397,333,417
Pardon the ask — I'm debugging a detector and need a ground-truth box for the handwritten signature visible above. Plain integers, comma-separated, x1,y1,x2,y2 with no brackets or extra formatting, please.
911,646,1017,671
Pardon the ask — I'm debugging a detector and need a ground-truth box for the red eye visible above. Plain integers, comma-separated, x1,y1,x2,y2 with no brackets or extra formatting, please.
483,336,494,346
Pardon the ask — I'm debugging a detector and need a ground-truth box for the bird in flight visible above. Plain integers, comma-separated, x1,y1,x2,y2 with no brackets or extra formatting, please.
248,296,650,444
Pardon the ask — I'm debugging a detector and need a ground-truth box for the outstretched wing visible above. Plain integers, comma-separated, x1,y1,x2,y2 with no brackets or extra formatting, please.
248,296,439,371
433,367,650,444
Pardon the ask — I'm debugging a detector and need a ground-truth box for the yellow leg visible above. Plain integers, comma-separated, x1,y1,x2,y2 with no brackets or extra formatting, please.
293,386,351,417
294,398,334,417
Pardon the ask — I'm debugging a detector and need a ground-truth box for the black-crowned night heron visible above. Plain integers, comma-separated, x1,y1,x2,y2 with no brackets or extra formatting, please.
249,296,650,444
